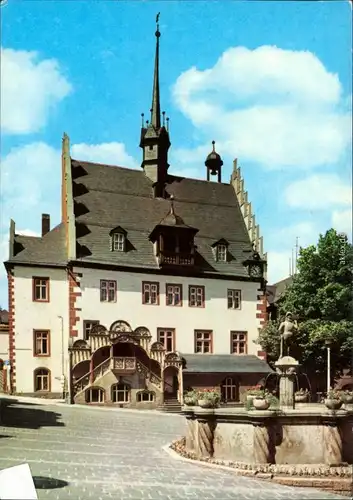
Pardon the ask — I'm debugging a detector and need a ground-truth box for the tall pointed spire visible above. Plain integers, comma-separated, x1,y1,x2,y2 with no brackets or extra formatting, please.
151,13,161,129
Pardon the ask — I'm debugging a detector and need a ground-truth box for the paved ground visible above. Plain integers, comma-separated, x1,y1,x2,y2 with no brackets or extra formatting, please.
0,398,348,500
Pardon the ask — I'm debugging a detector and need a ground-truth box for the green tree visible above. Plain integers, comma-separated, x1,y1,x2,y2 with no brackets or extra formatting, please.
258,229,353,378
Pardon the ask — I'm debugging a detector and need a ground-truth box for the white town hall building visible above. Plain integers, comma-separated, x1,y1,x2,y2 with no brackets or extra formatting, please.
3,20,270,409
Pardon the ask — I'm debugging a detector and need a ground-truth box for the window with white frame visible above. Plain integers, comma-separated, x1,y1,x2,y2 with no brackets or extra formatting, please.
137,391,155,402
100,280,117,302
86,387,105,403
217,244,227,262
166,284,182,306
142,282,159,305
231,331,247,354
227,289,241,309
112,384,130,403
157,328,175,352
112,232,125,251
189,285,205,307
194,330,212,353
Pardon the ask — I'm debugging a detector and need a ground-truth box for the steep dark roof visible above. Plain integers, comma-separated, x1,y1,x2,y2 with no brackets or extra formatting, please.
7,224,67,267
182,354,273,374
72,160,253,277
0,309,8,324
273,276,293,303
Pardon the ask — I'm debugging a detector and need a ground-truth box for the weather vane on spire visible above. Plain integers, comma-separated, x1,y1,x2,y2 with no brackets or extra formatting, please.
155,12,161,36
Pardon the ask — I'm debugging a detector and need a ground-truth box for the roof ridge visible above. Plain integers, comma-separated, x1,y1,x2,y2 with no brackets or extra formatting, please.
71,158,140,173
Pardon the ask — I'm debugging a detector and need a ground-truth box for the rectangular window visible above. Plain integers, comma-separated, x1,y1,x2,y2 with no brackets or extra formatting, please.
189,285,205,308
166,284,182,306
32,277,50,302
142,282,159,305
100,280,117,302
227,289,241,309
217,244,227,261
33,330,50,356
157,328,175,352
83,320,100,341
112,233,125,251
231,331,248,354
194,330,212,353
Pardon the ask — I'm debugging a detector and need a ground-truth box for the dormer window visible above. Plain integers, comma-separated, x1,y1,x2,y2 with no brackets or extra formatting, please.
113,233,125,252
148,196,199,267
217,244,227,262
110,226,127,252
211,238,229,262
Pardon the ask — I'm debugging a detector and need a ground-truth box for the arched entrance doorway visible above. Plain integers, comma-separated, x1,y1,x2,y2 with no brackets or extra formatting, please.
164,365,179,400
221,377,239,403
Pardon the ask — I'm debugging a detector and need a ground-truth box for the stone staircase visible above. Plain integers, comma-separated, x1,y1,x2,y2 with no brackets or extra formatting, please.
158,397,182,413
73,357,163,400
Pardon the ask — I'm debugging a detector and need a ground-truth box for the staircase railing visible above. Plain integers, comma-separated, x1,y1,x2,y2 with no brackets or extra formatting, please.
136,359,164,390
111,356,136,371
73,357,111,394
74,356,174,396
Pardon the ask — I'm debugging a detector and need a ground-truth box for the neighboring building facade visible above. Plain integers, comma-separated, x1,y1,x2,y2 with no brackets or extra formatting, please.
4,21,271,408
0,309,9,392
266,276,294,320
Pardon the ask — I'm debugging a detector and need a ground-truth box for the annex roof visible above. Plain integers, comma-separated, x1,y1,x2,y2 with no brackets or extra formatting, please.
181,354,273,374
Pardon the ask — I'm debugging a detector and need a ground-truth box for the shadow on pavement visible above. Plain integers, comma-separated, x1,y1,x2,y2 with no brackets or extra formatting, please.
0,398,65,430
33,476,69,489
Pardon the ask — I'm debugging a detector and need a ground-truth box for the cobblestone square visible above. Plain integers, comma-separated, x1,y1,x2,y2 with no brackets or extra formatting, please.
0,399,348,500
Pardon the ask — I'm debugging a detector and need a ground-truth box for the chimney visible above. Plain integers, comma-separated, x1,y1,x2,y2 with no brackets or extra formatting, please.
41,214,50,237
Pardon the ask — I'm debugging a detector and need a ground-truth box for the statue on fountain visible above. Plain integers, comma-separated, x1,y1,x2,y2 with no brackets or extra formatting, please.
278,312,298,358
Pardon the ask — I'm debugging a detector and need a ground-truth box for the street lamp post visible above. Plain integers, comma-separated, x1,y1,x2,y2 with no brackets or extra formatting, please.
325,339,332,394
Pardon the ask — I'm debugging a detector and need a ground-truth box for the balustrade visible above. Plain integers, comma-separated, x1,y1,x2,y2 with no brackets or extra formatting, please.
111,356,136,371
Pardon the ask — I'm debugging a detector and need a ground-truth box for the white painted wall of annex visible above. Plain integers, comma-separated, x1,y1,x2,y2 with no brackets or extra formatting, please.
0,332,9,359
75,268,263,355
13,266,69,394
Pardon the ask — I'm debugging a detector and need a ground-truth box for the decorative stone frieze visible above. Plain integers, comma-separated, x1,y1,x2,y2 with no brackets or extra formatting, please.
323,421,343,465
253,421,270,464
197,413,215,458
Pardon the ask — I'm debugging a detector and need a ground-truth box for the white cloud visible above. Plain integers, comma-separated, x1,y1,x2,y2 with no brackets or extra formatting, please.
172,46,351,169
332,209,352,240
71,142,138,170
16,229,40,237
285,174,352,210
1,47,72,134
1,142,61,231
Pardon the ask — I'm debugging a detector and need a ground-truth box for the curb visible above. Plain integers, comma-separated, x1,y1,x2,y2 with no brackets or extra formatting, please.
163,442,352,498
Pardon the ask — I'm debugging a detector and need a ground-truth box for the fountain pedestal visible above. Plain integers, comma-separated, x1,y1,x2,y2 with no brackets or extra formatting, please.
275,356,300,409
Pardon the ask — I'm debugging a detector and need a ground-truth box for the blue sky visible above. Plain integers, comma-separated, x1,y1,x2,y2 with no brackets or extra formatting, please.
1,0,352,307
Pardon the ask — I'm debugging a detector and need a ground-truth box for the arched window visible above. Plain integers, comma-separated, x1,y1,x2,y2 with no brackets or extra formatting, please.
85,387,105,403
34,368,51,392
221,377,238,402
111,383,130,403
137,391,155,403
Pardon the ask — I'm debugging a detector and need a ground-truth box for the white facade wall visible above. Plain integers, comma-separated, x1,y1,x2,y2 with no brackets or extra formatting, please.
13,266,69,394
12,264,263,394
75,268,262,355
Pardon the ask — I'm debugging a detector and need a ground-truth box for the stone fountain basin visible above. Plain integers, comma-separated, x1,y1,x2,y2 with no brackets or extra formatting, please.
183,406,353,466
